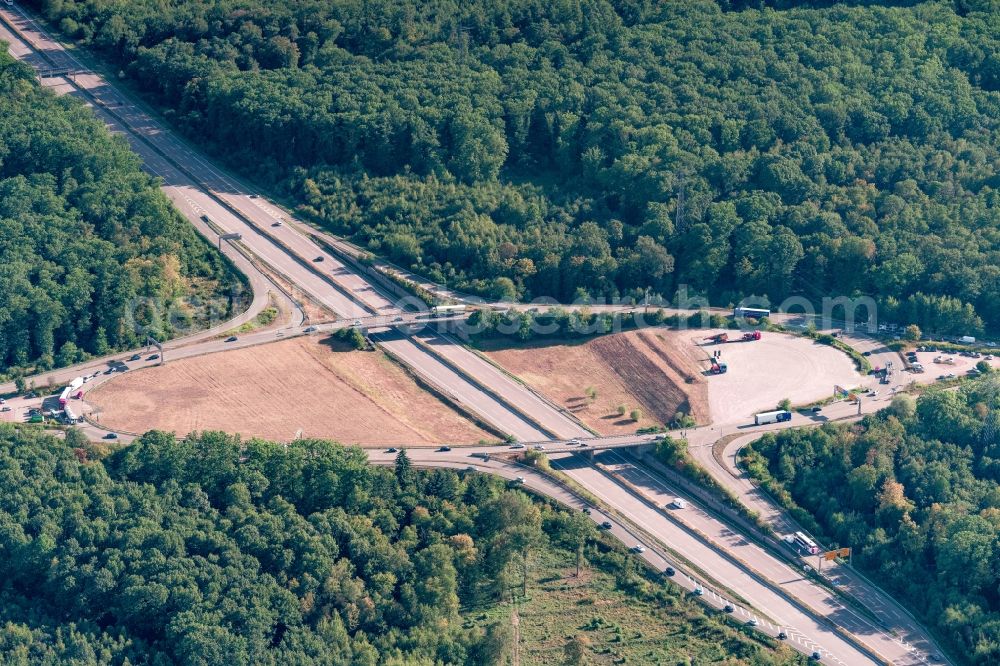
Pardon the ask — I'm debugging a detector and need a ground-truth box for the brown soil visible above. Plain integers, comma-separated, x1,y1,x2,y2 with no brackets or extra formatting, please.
484,330,708,436
88,336,492,446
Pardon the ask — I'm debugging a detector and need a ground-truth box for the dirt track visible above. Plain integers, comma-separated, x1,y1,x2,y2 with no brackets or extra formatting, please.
484,330,708,435
88,337,492,446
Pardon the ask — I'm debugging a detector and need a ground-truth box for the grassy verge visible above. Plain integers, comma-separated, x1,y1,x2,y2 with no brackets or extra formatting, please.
226,305,278,335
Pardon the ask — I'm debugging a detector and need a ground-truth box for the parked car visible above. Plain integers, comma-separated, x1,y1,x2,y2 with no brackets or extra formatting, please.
600,521,613,529
129,354,141,361
581,507,591,515
1,407,11,413
693,586,704,596
663,566,675,576
147,354,160,361
723,604,734,613
514,476,525,484
777,631,787,640
103,433,118,440
631,544,646,553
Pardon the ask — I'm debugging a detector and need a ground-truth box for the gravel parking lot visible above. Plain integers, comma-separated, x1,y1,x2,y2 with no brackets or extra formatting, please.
688,330,862,424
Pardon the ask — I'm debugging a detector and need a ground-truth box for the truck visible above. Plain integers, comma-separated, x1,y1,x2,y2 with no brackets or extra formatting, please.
704,331,761,344
960,335,976,344
754,410,792,425
710,360,728,374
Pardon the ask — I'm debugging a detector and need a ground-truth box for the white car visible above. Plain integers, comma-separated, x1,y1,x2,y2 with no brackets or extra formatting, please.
632,544,646,553
568,438,582,446
693,585,704,596
509,443,525,449
532,444,545,451
514,476,525,484
352,319,361,326
670,497,687,509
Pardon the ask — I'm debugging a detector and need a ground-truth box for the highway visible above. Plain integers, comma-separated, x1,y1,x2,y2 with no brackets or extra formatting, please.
0,5,589,443
0,4,948,663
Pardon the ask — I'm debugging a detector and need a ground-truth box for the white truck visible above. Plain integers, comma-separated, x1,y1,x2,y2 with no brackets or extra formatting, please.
960,335,976,344
754,410,792,425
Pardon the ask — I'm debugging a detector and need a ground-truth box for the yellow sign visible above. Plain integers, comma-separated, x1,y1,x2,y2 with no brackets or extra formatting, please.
822,547,851,561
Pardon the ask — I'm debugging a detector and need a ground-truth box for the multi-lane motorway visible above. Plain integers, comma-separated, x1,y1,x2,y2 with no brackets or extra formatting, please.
0,4,949,664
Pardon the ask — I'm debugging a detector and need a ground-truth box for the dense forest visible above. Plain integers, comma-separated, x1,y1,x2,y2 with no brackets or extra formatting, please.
743,384,1000,664
0,425,796,665
0,46,239,376
24,0,1000,332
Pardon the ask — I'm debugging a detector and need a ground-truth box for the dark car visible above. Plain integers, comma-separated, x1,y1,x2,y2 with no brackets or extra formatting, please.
103,433,118,440
862,351,872,356
148,354,160,361
313,256,324,262
438,445,451,452
811,651,821,661
129,354,141,361
386,447,398,453
663,566,675,576
777,631,787,640
810,406,822,413
723,604,734,613
226,336,238,342
600,521,613,529
582,507,591,515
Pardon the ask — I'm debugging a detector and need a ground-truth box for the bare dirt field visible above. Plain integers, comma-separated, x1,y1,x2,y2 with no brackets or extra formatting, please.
483,330,709,436
87,336,492,446
688,329,862,424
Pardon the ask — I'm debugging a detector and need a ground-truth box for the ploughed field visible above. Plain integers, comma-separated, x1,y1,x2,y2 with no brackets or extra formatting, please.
87,336,492,445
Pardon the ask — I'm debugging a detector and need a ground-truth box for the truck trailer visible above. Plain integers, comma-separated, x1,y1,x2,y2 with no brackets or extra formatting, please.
754,410,792,425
